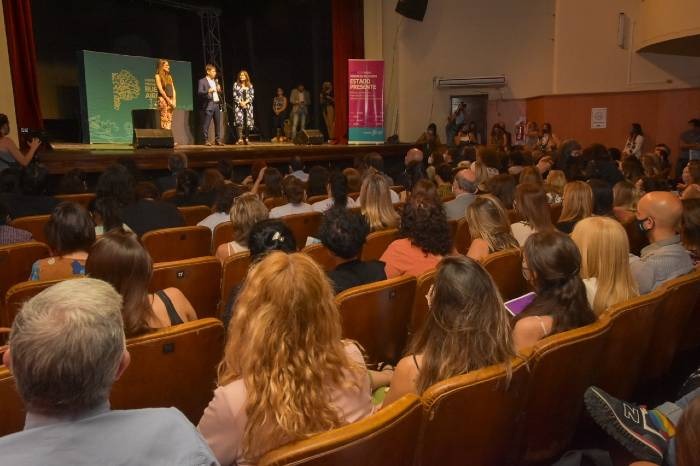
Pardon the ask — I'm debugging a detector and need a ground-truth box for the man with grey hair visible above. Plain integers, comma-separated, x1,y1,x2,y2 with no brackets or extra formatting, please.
443,167,478,221
0,278,218,465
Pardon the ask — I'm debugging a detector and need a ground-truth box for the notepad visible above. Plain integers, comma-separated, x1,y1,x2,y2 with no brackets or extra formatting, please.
504,292,536,316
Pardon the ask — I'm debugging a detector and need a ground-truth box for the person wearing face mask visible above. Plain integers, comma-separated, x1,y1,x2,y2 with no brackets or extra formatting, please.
0,114,41,172
443,167,478,221
629,191,693,294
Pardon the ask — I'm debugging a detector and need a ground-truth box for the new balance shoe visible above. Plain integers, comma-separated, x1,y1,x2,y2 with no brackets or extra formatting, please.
584,386,666,464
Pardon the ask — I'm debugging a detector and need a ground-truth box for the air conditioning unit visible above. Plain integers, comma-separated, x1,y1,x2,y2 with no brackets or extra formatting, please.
434,75,506,88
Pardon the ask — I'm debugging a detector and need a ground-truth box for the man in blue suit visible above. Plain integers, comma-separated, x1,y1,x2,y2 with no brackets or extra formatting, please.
197,64,224,146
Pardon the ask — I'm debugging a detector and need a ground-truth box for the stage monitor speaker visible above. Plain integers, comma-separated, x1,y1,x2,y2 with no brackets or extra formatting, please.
133,128,174,148
395,0,428,21
294,129,324,145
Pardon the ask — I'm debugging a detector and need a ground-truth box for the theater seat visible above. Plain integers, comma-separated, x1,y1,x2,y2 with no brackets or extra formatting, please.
0,242,50,301
212,221,234,254
622,218,648,256
595,289,666,398
453,218,471,255
150,257,222,319
306,194,328,204
177,205,213,226
302,243,336,272
142,226,212,262
258,394,422,466
335,275,416,365
2,279,66,327
419,357,531,466
10,215,51,244
281,212,323,249
549,203,562,223
54,193,96,208
264,197,287,210
481,248,529,301
220,252,251,314
161,189,176,200
360,228,398,262
0,366,24,436
520,319,610,464
110,318,225,424
409,269,436,335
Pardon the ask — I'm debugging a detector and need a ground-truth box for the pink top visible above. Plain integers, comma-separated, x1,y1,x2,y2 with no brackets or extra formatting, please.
380,238,442,278
197,342,372,466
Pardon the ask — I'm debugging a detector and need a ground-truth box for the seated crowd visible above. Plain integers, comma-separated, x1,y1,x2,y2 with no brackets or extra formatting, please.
2,117,700,466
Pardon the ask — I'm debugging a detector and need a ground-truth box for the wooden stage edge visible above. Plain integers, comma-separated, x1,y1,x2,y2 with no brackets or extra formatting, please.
41,142,412,174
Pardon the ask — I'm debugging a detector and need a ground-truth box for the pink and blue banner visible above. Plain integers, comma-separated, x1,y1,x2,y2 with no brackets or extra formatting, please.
348,59,384,144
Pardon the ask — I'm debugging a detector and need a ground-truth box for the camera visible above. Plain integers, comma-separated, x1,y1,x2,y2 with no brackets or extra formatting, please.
20,128,52,150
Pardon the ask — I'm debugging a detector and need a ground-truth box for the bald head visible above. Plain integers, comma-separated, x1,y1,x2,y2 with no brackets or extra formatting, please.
638,191,683,235
405,148,423,165
453,168,478,194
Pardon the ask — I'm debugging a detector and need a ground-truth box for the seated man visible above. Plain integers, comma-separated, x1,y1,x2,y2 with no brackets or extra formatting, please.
318,207,386,294
630,191,694,294
0,278,218,465
443,167,478,221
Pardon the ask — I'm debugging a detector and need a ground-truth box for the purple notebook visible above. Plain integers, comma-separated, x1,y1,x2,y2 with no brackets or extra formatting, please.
504,292,536,316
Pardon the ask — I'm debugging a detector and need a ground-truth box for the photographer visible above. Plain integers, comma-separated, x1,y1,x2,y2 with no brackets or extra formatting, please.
0,114,41,171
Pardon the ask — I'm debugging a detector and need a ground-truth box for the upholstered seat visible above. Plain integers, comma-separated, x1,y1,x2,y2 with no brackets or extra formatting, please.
142,226,212,262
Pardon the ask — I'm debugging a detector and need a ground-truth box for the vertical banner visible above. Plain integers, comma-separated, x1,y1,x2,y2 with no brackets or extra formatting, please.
348,59,384,144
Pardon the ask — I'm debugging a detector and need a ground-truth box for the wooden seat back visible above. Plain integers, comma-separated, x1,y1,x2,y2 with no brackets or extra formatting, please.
54,193,96,208
481,248,529,301
0,242,50,301
220,252,251,314
150,257,222,319
142,226,212,262
10,215,51,244
409,269,436,335
2,279,66,327
212,221,234,254
264,197,287,210
360,228,398,262
0,366,24,436
453,218,471,255
177,205,212,226
306,194,328,204
281,212,323,249
302,243,336,272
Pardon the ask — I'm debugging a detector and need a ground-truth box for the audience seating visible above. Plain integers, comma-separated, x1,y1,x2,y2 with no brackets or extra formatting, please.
220,252,251,314
2,279,66,327
0,366,24,437
453,218,471,255
642,269,700,381
212,221,234,254
409,269,435,335
142,226,212,262
259,394,422,466
595,289,666,399
54,192,96,208
302,243,336,272
150,257,222,319
335,276,416,365
281,212,323,249
110,318,225,424
360,228,398,262
177,205,212,226
0,242,50,301
447,219,458,243
481,248,529,301
307,194,327,204
419,357,531,466
161,189,176,200
622,219,649,256
9,215,51,244
519,319,610,464
548,203,562,223
264,197,287,210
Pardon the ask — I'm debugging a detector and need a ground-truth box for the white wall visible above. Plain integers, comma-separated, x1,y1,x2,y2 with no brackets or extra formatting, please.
0,4,18,142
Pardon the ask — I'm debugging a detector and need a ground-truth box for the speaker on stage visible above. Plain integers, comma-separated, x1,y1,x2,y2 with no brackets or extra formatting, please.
293,129,324,145
395,0,428,21
133,128,174,148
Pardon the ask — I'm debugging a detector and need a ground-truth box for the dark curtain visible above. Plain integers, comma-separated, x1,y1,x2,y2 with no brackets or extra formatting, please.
3,0,43,130
332,0,364,144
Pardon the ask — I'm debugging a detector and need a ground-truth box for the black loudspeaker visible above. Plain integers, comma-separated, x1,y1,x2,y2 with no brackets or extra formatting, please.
395,0,428,21
133,128,174,148
293,129,324,145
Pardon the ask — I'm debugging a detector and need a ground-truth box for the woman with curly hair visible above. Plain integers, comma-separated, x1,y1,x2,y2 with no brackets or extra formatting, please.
380,193,452,277
198,252,372,464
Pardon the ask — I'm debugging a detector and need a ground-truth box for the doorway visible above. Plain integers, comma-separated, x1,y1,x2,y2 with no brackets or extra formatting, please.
449,94,488,145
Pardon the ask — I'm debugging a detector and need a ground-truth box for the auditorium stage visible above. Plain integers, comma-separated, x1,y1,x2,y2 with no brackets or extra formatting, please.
40,142,412,175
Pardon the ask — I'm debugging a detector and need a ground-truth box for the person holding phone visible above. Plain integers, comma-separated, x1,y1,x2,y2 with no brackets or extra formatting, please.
0,113,41,172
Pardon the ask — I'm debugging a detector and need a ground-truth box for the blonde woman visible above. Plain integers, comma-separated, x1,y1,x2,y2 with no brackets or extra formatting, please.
155,59,176,130
555,181,593,234
465,195,518,261
571,217,639,315
215,192,268,262
198,252,373,464
544,170,567,204
612,180,639,224
359,172,400,231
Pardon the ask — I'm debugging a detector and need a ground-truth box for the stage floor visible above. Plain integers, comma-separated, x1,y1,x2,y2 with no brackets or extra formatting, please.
42,142,411,174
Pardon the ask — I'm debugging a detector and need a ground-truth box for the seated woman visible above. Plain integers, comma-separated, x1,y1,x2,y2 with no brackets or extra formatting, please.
511,183,553,246
512,231,597,352
0,112,41,169
544,169,566,205
215,193,269,262
571,216,639,315
198,184,245,231
312,171,358,212
486,174,516,210
612,180,639,224
169,169,215,207
30,202,96,281
359,172,400,232
269,175,313,218
555,181,593,234
306,165,329,198
86,228,197,337
465,194,518,261
198,252,373,464
384,256,515,405
380,193,452,278
259,167,284,200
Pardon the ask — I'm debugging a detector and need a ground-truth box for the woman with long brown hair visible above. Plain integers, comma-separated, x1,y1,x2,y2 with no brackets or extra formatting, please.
197,252,372,464
511,183,553,246
155,59,176,130
233,70,255,144
384,256,515,405
555,181,593,234
86,228,197,337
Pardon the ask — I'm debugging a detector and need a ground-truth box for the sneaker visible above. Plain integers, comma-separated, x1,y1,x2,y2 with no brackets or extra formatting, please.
584,386,666,464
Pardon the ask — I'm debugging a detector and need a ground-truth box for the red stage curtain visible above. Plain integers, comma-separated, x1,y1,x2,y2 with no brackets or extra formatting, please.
2,0,43,130
332,0,364,144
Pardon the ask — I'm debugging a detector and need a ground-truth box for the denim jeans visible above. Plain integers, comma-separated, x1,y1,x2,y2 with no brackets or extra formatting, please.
291,110,307,139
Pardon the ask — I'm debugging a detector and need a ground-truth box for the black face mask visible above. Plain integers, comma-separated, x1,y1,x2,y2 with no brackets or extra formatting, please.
636,217,651,234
